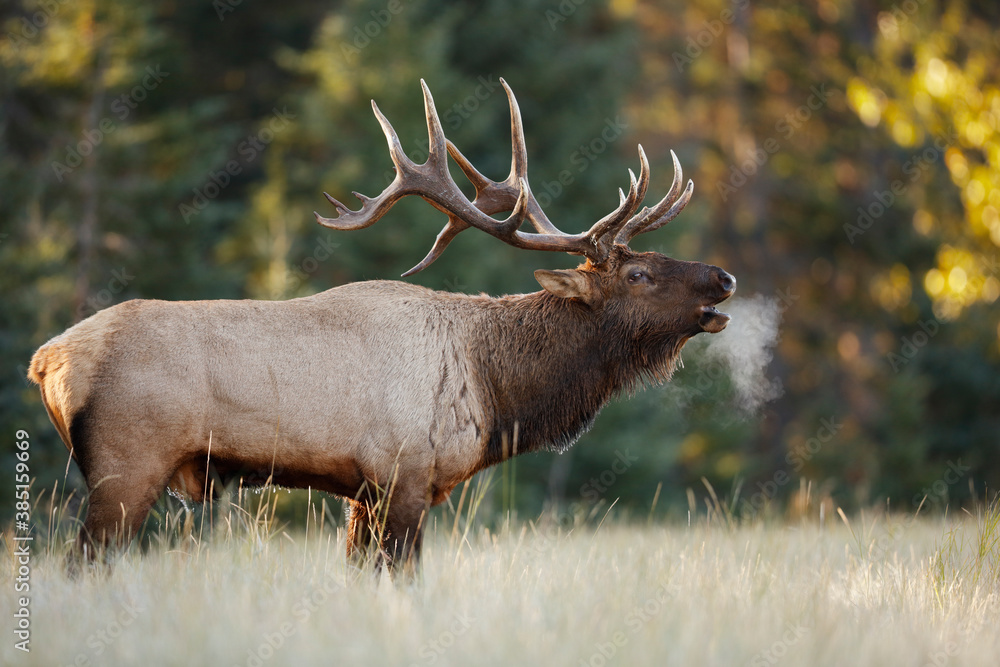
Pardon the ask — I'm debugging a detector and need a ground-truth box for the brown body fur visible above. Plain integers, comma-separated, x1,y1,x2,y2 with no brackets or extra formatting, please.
29,247,734,569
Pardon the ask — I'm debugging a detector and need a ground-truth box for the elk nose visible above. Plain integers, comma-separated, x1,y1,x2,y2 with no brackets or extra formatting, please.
718,270,736,295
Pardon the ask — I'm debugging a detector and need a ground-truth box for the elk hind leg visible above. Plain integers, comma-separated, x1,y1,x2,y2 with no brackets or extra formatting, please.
75,468,169,561
346,500,378,566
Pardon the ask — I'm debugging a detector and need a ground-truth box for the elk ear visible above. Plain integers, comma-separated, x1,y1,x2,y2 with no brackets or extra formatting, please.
534,269,599,305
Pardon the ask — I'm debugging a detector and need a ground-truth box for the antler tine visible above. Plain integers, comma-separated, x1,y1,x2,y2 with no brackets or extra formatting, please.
443,80,559,234
501,79,560,235
614,149,692,245
314,80,489,236
313,98,416,231
420,79,451,170
578,145,652,259
316,80,612,275
401,215,468,277
637,178,693,236
634,144,651,208
446,140,516,216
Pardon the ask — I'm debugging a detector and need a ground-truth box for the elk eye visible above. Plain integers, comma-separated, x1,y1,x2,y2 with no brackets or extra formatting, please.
627,271,647,284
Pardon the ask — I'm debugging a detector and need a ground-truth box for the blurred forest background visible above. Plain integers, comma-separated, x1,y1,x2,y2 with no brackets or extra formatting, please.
1,0,998,522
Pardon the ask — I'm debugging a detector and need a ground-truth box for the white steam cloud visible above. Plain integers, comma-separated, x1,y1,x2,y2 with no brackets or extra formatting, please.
675,294,784,417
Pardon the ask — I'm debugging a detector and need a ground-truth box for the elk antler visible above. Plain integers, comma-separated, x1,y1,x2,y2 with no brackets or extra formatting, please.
315,79,694,276
613,149,694,246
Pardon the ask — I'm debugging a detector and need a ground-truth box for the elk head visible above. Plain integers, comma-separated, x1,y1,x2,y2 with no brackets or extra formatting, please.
315,79,735,338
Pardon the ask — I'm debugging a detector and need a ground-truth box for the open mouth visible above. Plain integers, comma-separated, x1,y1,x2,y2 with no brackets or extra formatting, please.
699,303,731,334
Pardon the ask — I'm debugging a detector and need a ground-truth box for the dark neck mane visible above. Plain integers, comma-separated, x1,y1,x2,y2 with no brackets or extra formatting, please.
470,290,688,468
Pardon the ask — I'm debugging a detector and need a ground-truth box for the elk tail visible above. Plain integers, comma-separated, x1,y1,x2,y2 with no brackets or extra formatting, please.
28,344,75,453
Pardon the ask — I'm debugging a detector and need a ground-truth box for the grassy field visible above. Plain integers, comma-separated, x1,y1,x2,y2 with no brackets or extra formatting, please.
2,489,999,667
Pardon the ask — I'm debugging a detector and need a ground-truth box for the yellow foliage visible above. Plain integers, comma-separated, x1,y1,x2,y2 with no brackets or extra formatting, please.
847,77,884,128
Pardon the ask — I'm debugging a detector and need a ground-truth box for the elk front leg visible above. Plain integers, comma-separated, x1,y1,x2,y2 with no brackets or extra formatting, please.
380,499,426,575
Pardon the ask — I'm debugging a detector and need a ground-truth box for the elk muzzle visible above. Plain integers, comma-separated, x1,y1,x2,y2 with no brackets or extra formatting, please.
699,268,736,334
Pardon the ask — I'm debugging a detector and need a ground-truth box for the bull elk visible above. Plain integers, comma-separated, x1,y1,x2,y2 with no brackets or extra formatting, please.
29,79,735,571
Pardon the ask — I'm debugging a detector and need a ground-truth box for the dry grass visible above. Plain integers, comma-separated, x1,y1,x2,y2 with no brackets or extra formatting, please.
2,488,999,667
